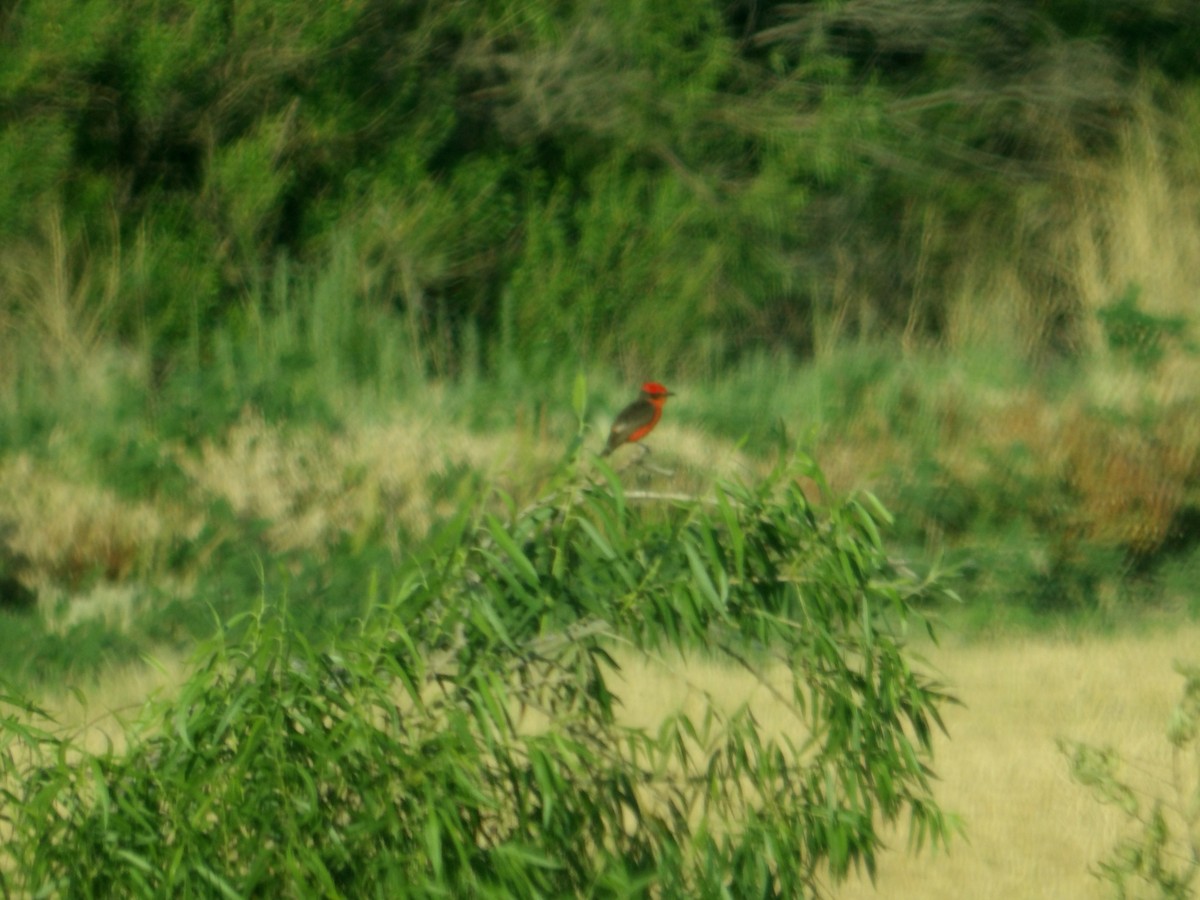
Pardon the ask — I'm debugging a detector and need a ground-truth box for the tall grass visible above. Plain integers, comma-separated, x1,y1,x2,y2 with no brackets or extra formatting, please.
936,83,1200,378
0,78,1198,690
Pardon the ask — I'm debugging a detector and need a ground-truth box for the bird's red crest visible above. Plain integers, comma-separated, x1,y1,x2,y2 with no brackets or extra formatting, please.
641,381,670,397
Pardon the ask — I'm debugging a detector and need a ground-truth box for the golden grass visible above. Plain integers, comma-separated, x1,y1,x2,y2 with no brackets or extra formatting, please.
835,626,1200,899
174,406,524,552
0,402,756,603
615,627,1200,899
0,452,171,585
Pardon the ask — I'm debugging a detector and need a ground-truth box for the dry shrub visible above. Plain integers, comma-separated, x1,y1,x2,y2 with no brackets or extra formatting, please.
0,207,120,374
969,394,1198,559
0,455,168,586
975,390,1054,455
1060,413,1184,557
176,408,534,552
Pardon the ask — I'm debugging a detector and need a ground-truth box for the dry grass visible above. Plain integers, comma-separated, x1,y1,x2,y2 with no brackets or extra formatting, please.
175,406,531,552
28,653,193,758
616,627,1200,899
1074,104,1200,327
0,206,120,376
941,89,1200,414
174,409,760,557
0,405,756,600
835,626,1200,899
0,452,171,585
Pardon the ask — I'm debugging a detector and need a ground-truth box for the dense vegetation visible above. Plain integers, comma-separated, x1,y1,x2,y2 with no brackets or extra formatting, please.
2,456,957,897
0,0,1197,645
3,0,1199,372
3,1,1200,893
0,0,1196,665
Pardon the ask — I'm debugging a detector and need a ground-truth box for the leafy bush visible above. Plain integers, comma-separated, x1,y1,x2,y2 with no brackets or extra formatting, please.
1,453,958,897
1097,285,1192,371
0,0,1163,373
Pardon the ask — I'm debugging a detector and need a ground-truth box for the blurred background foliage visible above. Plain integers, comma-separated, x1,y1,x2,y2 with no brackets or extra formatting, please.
2,0,1200,680
4,0,1197,375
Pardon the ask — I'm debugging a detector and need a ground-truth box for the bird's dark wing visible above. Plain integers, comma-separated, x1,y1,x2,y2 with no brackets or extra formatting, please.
603,398,656,454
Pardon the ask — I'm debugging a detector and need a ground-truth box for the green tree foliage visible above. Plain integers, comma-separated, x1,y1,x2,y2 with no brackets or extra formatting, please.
0,0,1179,371
1,455,958,897
1040,0,1200,78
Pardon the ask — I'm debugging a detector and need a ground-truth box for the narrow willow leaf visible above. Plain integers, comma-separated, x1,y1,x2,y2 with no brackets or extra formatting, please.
494,842,563,871
715,486,746,581
476,547,534,602
424,799,443,880
114,849,154,874
858,490,895,527
576,518,616,560
194,864,243,900
685,540,723,612
851,498,884,549
591,463,626,521
530,748,556,829
471,592,518,648
485,515,540,587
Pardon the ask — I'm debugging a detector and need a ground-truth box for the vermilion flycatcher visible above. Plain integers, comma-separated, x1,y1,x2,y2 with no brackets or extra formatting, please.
600,382,673,457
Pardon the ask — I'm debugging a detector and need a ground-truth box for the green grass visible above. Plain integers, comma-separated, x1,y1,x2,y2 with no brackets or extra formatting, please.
0,202,1197,690
0,337,1194,687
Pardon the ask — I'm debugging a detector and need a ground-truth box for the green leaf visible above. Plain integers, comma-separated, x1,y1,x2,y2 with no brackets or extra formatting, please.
114,849,154,874
476,547,534,602
715,486,746,581
485,514,540,588
592,462,626,520
858,490,895,527
576,518,616,560
424,798,443,879
851,498,884,550
530,747,556,829
684,539,723,612
494,842,563,871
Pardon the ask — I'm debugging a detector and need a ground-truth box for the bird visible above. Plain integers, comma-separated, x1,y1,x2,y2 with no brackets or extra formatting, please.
600,381,673,457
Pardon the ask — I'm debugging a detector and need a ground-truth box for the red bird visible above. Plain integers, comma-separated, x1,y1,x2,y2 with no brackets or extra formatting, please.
600,382,673,457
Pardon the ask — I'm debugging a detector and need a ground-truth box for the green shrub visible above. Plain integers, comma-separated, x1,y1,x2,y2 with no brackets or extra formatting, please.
1,453,958,897
1097,285,1191,371
0,0,1157,371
